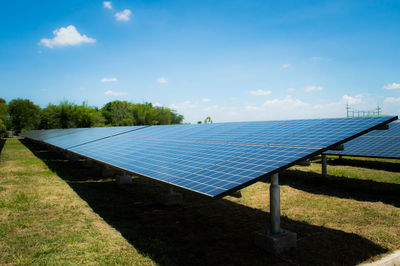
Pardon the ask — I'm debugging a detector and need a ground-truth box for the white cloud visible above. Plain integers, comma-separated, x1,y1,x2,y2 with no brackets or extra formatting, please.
39,25,96,48
115,9,132,21
383,83,400,90
287,87,295,92
341,94,363,105
202,98,211,102
282,63,291,68
153,103,162,107
104,90,128,96
101,77,117,82
156,77,168,84
384,97,400,103
263,95,308,108
169,93,391,124
249,89,272,96
303,85,323,92
103,1,112,9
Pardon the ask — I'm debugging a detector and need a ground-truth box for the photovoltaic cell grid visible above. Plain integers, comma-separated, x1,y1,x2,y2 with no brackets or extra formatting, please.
66,116,396,198
22,128,87,142
22,117,397,197
22,126,147,149
325,122,400,159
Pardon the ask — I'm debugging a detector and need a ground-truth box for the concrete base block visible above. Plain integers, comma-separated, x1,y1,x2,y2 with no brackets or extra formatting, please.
229,190,242,198
297,159,311,166
255,229,297,254
116,173,132,185
161,189,183,206
102,166,116,177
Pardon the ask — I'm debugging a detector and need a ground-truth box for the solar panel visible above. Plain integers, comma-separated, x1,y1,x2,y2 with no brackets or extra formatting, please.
63,116,396,198
44,126,147,149
22,126,147,149
22,128,87,142
324,121,400,159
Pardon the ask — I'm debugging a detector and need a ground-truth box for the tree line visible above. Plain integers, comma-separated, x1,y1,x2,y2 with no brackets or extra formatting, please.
0,98,184,136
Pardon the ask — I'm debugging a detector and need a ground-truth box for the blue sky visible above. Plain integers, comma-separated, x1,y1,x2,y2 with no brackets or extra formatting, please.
1,0,399,123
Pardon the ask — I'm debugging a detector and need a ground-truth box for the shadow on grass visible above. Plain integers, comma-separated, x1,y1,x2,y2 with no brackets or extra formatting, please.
280,168,400,208
0,139,5,154
324,157,400,173
22,139,388,266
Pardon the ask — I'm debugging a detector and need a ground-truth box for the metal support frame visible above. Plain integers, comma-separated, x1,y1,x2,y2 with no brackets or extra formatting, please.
270,173,281,234
322,154,327,177
254,172,297,253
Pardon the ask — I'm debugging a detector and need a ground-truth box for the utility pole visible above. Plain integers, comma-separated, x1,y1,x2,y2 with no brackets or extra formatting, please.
377,104,381,116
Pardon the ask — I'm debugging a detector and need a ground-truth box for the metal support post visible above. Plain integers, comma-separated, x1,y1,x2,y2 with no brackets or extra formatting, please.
270,173,281,235
322,154,327,177
254,172,297,253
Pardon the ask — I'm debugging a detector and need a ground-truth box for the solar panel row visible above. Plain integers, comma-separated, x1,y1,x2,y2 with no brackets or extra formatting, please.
325,121,400,159
22,116,397,198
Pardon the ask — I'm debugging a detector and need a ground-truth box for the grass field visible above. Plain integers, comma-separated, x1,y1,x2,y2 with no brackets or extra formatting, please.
1,138,400,265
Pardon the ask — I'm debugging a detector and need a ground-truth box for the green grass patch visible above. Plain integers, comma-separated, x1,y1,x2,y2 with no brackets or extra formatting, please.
1,139,400,265
0,139,155,265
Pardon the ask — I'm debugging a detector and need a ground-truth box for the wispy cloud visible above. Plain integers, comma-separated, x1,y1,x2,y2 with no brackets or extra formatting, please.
156,77,168,84
104,90,128,96
115,9,132,21
103,1,112,9
249,89,272,96
311,56,322,61
384,96,400,103
383,82,400,90
287,87,295,92
202,98,211,102
100,77,117,82
282,63,291,68
39,25,96,48
303,85,323,92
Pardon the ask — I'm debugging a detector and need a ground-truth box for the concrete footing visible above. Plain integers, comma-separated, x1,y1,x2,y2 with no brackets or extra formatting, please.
102,165,116,177
161,188,183,206
297,159,311,166
255,229,297,254
115,172,132,185
230,190,242,198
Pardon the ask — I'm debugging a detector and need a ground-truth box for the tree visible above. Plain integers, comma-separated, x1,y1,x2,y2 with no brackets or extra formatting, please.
102,101,135,126
101,101,184,126
39,101,105,129
8,99,40,132
39,104,61,129
0,98,8,136
204,116,213,124
73,102,105,128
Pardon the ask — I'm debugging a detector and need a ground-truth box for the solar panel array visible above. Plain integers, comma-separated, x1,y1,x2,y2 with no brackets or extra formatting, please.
22,116,397,198
325,121,400,159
